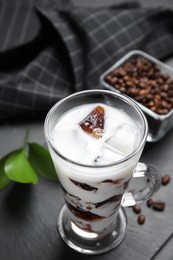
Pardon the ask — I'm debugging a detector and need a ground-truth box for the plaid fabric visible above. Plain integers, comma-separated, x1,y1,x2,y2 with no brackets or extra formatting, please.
1,0,173,120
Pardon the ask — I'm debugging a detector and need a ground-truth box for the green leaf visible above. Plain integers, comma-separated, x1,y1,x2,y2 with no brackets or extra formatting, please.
0,154,12,190
5,148,38,184
28,143,58,181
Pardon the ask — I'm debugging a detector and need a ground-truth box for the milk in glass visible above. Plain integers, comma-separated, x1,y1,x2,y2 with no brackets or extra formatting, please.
50,103,141,232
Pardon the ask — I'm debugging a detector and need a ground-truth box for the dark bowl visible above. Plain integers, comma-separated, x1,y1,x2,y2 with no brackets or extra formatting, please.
100,50,173,142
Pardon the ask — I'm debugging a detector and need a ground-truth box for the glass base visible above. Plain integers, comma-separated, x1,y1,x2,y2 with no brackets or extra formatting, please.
57,205,127,255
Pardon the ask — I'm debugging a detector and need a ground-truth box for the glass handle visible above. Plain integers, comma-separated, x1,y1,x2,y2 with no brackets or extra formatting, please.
121,162,161,207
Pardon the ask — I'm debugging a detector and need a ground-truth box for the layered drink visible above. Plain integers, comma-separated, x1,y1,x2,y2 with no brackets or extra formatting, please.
50,103,142,233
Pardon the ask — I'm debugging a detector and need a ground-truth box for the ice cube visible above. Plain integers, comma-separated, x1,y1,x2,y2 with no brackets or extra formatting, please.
106,123,138,156
81,137,104,164
99,146,125,164
104,116,121,138
52,124,88,162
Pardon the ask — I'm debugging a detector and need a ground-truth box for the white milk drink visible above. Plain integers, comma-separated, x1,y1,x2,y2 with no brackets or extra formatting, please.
50,103,141,233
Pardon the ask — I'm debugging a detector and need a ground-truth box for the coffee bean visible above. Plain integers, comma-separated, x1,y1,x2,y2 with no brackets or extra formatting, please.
138,214,145,225
162,175,171,185
147,198,153,208
152,201,166,211
104,57,173,115
132,204,141,214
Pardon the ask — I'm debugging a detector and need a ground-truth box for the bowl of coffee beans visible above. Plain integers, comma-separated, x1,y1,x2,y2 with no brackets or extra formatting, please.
100,50,173,142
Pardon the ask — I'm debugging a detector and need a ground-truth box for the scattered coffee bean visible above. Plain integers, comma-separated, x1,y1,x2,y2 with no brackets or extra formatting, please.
138,214,145,225
162,175,171,186
152,201,166,211
104,57,173,115
147,198,153,208
130,173,170,226
132,204,141,214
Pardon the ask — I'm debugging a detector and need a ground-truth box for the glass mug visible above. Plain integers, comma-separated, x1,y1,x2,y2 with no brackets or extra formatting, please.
44,90,161,255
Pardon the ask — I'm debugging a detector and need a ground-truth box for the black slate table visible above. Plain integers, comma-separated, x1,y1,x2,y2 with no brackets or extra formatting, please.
0,114,173,260
1,0,173,259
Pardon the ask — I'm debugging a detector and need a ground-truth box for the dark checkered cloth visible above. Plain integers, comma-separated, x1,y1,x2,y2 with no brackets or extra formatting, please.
1,0,173,120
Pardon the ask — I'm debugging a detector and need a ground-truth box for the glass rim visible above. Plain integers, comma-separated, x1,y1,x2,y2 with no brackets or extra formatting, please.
44,89,148,168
